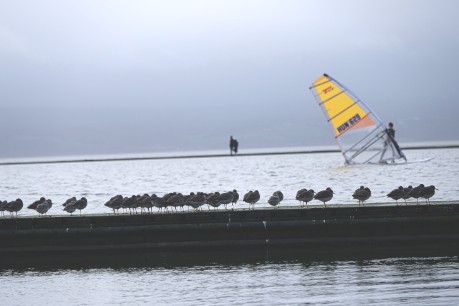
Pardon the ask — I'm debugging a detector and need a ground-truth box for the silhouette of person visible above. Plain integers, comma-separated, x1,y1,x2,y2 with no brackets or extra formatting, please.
229,136,235,155
233,139,238,154
381,122,406,162
387,122,395,138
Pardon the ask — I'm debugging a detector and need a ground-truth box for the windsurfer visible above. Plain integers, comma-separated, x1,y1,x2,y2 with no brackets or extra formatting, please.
309,74,408,164
382,122,407,162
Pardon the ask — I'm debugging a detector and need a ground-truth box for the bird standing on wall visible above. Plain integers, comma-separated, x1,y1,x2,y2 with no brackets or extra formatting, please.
296,189,315,207
314,188,333,207
231,190,239,209
408,184,425,204
387,186,405,205
419,185,437,204
6,198,23,217
73,197,88,215
352,186,371,206
243,190,260,210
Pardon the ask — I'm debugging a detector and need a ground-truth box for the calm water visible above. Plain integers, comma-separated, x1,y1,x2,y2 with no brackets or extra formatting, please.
1,148,459,305
1,252,459,305
0,148,458,216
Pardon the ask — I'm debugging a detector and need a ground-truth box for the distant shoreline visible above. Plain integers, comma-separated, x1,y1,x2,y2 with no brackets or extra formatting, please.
1,143,458,166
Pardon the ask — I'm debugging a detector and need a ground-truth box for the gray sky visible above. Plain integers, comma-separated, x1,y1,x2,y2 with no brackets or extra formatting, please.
1,0,458,158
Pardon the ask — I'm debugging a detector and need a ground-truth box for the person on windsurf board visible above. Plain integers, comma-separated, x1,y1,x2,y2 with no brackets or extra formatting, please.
381,122,407,163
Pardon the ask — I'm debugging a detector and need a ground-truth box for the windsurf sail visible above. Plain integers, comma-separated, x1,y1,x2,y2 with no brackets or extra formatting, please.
309,73,407,164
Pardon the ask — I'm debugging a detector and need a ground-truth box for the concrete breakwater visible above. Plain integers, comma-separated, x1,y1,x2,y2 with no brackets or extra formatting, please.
1,201,459,256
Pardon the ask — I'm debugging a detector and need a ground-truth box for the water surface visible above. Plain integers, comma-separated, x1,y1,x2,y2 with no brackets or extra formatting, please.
0,148,456,216
1,149,459,305
1,251,459,305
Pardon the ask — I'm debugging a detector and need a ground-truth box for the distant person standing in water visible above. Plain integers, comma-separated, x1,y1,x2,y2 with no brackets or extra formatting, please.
229,136,235,155
229,136,239,155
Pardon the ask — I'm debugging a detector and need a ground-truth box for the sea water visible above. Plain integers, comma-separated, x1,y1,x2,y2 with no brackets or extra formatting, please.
1,148,459,305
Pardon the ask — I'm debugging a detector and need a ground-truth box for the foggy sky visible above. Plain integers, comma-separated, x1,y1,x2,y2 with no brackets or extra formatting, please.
1,0,459,158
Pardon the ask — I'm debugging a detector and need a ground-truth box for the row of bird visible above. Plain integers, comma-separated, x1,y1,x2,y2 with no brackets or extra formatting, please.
386,184,437,205
0,197,88,217
0,184,436,217
103,188,338,214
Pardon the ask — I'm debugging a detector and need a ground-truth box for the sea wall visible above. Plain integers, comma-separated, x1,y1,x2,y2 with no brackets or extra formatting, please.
1,202,459,255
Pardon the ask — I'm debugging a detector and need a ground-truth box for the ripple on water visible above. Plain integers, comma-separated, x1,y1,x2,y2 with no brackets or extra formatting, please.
1,256,459,305
0,149,457,216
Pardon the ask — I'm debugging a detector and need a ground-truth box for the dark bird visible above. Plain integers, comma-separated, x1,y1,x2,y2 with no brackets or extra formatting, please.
296,188,307,200
207,192,222,210
243,190,260,210
268,191,283,208
296,189,314,207
62,197,77,207
151,195,167,213
167,193,185,212
63,201,76,215
131,195,141,213
387,186,405,205
402,186,413,204
273,190,284,202
6,198,23,217
352,186,371,206
268,193,281,207
122,195,137,214
218,192,234,210
408,184,425,204
28,197,46,210
104,195,123,214
231,189,239,208
419,185,437,204
314,188,333,207
138,194,153,214
183,192,195,211
188,192,206,211
45,199,53,209
0,200,7,217
36,202,51,216
162,192,176,203
73,197,88,215
63,202,77,215
161,192,177,212
243,191,252,203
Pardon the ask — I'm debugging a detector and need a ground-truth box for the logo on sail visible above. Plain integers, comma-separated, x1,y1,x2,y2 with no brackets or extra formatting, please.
322,86,333,94
337,114,361,134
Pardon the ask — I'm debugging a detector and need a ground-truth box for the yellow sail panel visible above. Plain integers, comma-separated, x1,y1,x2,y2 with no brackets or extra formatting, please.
329,97,373,137
312,75,343,103
312,75,374,137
